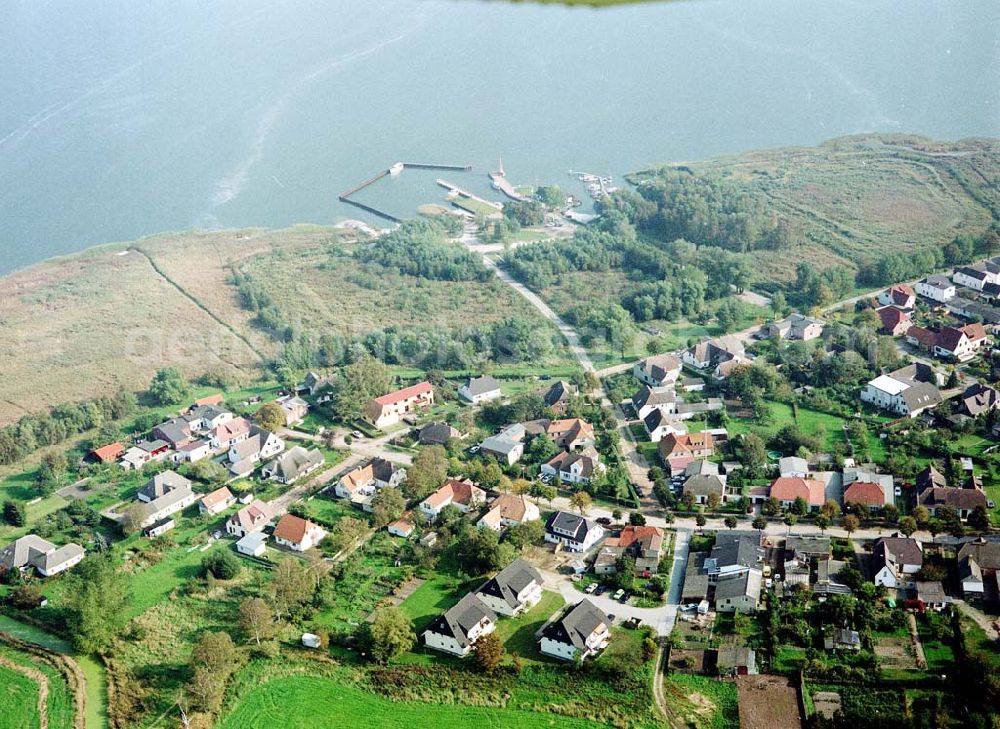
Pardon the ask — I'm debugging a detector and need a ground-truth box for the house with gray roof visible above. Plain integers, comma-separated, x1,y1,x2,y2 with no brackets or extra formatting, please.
544,511,604,552
714,569,763,613
423,593,497,656
633,353,681,388
539,599,611,661
228,429,284,476
0,535,85,577
475,558,543,616
459,375,503,405
262,445,324,484
705,532,764,583
479,423,526,465
136,471,197,528
631,385,677,421
152,418,194,448
418,421,461,446
543,380,576,414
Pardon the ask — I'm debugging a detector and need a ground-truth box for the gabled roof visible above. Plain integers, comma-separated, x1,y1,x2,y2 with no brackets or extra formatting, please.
873,537,922,573
961,382,1000,416
843,480,885,507
138,470,192,501
541,599,608,650
605,526,664,555
418,421,459,445
482,493,536,524
154,417,193,444
545,449,598,477
710,532,764,571
545,511,592,544
462,375,501,397
214,416,251,441
423,478,483,509
273,514,321,545
201,486,234,509
194,393,225,407
372,381,433,406
957,540,1000,571
476,558,542,609
91,442,124,462
684,474,725,498
878,306,910,333
425,593,496,648
715,569,763,603
901,382,942,411
768,476,825,506
906,326,938,348
228,500,273,533
546,418,594,446
631,385,676,411
638,353,681,382
269,446,323,481
0,535,55,570
918,486,988,511
916,465,948,491
544,380,575,407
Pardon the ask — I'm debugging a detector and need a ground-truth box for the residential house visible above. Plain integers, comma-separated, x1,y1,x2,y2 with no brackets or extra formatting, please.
387,517,416,538
546,418,595,450
174,440,212,463
825,629,862,652
915,274,956,302
152,418,194,449
683,336,745,371
877,284,916,310
120,439,171,470
0,535,85,577
136,471,197,528
276,395,309,426
261,446,324,484
658,431,715,475
946,296,1000,326
364,382,434,429
336,458,406,502
544,511,605,552
934,324,988,362
684,472,728,506
543,380,576,414
199,486,235,516
144,519,176,539
185,404,232,432
633,353,681,387
717,647,758,675
193,393,225,407
915,581,949,611
953,265,994,292
419,478,486,521
226,499,273,538
872,537,923,589
675,399,724,421
458,375,503,405
541,447,603,485
477,494,540,532
915,465,988,519
768,476,826,511
474,558,543,616
877,306,912,336
631,385,677,421
715,570,763,613
861,367,943,418
843,480,890,512
210,417,252,451
273,514,326,552
779,456,809,478
764,313,824,342
228,429,284,477
643,409,685,443
90,442,124,464
423,593,497,656
906,325,939,352
958,382,1000,417
479,423,526,465
417,421,461,446
601,525,665,575
705,532,765,583
538,599,610,661
296,371,333,397
957,539,1000,598
236,531,268,557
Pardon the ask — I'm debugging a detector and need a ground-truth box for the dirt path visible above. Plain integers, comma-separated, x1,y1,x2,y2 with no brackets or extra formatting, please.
651,646,682,728
0,654,50,729
907,612,927,669
954,599,1000,640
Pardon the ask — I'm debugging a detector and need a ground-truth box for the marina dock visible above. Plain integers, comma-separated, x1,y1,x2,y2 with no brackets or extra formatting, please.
338,161,475,223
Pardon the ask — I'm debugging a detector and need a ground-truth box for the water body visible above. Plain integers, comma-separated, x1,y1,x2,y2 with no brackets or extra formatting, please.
0,0,997,274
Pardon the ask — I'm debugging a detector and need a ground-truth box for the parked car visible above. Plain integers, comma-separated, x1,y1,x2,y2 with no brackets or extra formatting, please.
468,444,481,454
596,516,612,525
584,582,598,594
351,430,364,439
595,584,607,595
607,613,616,623
621,591,632,603
612,589,625,601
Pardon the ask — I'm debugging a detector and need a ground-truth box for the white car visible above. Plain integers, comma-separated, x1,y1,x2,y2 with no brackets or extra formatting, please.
469,444,481,454
584,582,598,594
351,430,364,439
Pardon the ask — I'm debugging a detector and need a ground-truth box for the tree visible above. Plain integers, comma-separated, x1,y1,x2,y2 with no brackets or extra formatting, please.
569,491,592,515
912,505,930,527
187,632,238,714
882,503,899,523
842,514,859,536
706,493,721,512
120,503,147,535
268,559,317,619
740,433,768,475
366,607,416,664
898,516,917,537
238,598,276,646
629,511,646,526
148,367,190,406
325,516,369,553
724,516,737,530
37,451,69,484
505,520,544,550
200,549,241,580
64,555,132,653
820,500,841,520
681,491,696,511
472,632,505,674
790,497,807,516
927,518,942,543
783,514,797,532
815,514,830,532
254,402,286,432
371,487,406,528
457,527,515,574
612,508,623,524
614,555,637,590
695,514,707,531
9,584,42,610
333,355,393,421
968,505,990,532
403,446,449,500
2,500,26,527
752,515,767,533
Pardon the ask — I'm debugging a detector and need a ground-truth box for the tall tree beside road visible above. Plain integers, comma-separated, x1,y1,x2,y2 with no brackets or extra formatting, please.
403,445,449,500
254,402,286,432
570,491,592,515
333,355,393,421
65,554,132,653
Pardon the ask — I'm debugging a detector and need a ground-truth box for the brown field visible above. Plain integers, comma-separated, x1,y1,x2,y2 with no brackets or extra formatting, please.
874,635,918,670
736,675,804,729
812,690,842,720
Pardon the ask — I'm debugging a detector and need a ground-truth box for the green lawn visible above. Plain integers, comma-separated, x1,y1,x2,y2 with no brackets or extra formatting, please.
663,673,739,729
219,674,605,729
0,662,40,729
0,644,75,729
493,589,566,665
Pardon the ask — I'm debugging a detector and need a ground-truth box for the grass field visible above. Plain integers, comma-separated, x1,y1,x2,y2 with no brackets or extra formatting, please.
0,662,40,729
0,644,75,729
663,673,739,729
219,674,606,729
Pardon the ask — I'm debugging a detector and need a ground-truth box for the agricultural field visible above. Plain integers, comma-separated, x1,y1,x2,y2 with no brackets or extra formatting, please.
736,675,803,729
662,673,739,729
0,643,76,729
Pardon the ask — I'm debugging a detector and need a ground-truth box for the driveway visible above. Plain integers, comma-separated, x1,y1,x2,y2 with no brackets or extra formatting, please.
540,568,674,636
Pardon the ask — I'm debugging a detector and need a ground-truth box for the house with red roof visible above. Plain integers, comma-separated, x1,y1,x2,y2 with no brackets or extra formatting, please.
90,442,124,464
658,432,715,475
364,382,434,429
877,284,916,310
934,324,988,362
419,478,486,521
877,306,912,336
843,481,889,512
273,514,326,552
767,476,826,511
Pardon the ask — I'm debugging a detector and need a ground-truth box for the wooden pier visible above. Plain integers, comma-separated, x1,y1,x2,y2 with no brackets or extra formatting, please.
337,161,475,223
436,178,503,210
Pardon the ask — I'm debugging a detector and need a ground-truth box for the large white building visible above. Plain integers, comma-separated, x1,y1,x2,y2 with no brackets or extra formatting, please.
860,373,942,418
915,274,956,303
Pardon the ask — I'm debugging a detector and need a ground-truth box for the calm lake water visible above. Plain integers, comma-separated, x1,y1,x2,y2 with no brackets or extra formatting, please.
0,0,998,273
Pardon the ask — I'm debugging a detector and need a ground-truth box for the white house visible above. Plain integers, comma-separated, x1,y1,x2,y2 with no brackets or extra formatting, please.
336,458,406,501
0,535,85,578
860,373,942,418
953,265,994,292
236,531,268,557
631,386,677,421
365,382,434,429
226,500,273,538
539,599,610,661
136,471,198,528
419,479,486,522
540,448,603,485
872,537,922,589
915,274,956,302
477,494,540,532
228,430,284,477
174,440,212,464
261,446,324,484
210,417,252,451
458,375,503,405
272,514,326,552
185,404,233,433
474,559,544,617
423,593,497,657
643,409,685,443
633,354,681,388
543,511,604,552
199,486,235,516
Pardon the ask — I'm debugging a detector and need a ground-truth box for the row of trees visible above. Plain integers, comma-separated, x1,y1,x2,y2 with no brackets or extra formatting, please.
357,218,491,282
